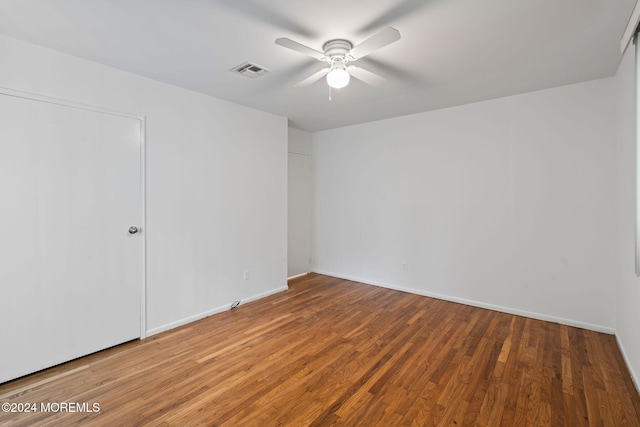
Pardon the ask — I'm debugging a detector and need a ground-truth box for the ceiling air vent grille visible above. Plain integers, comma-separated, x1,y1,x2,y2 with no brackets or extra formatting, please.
230,62,270,78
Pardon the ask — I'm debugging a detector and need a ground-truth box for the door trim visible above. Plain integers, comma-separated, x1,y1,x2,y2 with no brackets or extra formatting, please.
0,86,148,339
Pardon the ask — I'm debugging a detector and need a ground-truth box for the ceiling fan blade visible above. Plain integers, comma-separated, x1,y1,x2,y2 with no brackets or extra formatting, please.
359,57,424,86
295,68,330,87
349,27,401,60
348,66,386,86
275,38,326,60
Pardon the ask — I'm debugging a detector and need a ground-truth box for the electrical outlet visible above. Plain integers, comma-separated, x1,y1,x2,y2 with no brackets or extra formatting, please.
243,269,250,281
402,261,408,272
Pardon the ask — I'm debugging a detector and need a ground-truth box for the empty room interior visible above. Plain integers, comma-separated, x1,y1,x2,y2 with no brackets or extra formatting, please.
2,0,640,425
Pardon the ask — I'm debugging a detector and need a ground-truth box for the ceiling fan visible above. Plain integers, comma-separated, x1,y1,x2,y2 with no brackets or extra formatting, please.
275,27,401,89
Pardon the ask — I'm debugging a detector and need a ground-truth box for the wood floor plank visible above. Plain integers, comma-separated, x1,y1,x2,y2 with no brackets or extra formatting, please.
0,273,639,426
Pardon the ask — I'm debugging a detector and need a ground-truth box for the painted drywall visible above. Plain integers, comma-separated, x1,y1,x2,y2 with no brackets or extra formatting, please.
288,127,312,277
0,35,288,335
288,127,312,156
614,42,640,389
312,78,617,332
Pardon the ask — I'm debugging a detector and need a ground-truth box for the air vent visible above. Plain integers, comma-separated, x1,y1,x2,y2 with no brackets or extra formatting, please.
230,62,270,78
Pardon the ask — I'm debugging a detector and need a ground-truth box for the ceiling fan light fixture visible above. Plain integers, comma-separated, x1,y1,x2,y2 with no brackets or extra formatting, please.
326,67,350,89
275,28,400,90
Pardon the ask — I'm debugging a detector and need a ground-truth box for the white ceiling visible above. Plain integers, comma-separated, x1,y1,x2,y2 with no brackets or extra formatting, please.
0,0,636,131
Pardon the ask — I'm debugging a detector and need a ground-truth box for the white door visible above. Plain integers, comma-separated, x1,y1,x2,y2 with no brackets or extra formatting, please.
288,152,311,277
0,92,143,384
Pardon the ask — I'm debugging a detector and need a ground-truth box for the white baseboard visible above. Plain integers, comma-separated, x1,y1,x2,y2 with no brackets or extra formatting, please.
287,272,309,280
616,334,640,396
242,286,289,305
312,269,615,335
146,285,289,337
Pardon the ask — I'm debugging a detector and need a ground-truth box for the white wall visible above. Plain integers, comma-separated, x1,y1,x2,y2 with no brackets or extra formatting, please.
615,43,640,388
312,78,618,332
0,35,288,335
288,127,312,277
289,127,312,156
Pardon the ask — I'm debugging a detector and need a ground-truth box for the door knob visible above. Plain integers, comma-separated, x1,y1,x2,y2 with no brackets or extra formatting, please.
128,226,139,234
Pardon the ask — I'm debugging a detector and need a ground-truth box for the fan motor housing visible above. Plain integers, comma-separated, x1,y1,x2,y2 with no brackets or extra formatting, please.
322,39,353,58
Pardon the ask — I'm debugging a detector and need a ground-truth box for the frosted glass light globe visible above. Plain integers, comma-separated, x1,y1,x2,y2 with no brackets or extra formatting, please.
326,68,350,89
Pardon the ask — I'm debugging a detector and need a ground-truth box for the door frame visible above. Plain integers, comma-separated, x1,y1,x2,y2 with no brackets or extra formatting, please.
0,86,147,339
288,151,312,278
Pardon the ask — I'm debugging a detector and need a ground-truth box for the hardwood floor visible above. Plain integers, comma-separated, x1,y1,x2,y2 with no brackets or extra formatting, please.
1,273,639,426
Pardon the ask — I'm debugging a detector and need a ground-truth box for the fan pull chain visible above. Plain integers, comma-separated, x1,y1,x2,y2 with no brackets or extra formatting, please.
329,85,332,101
